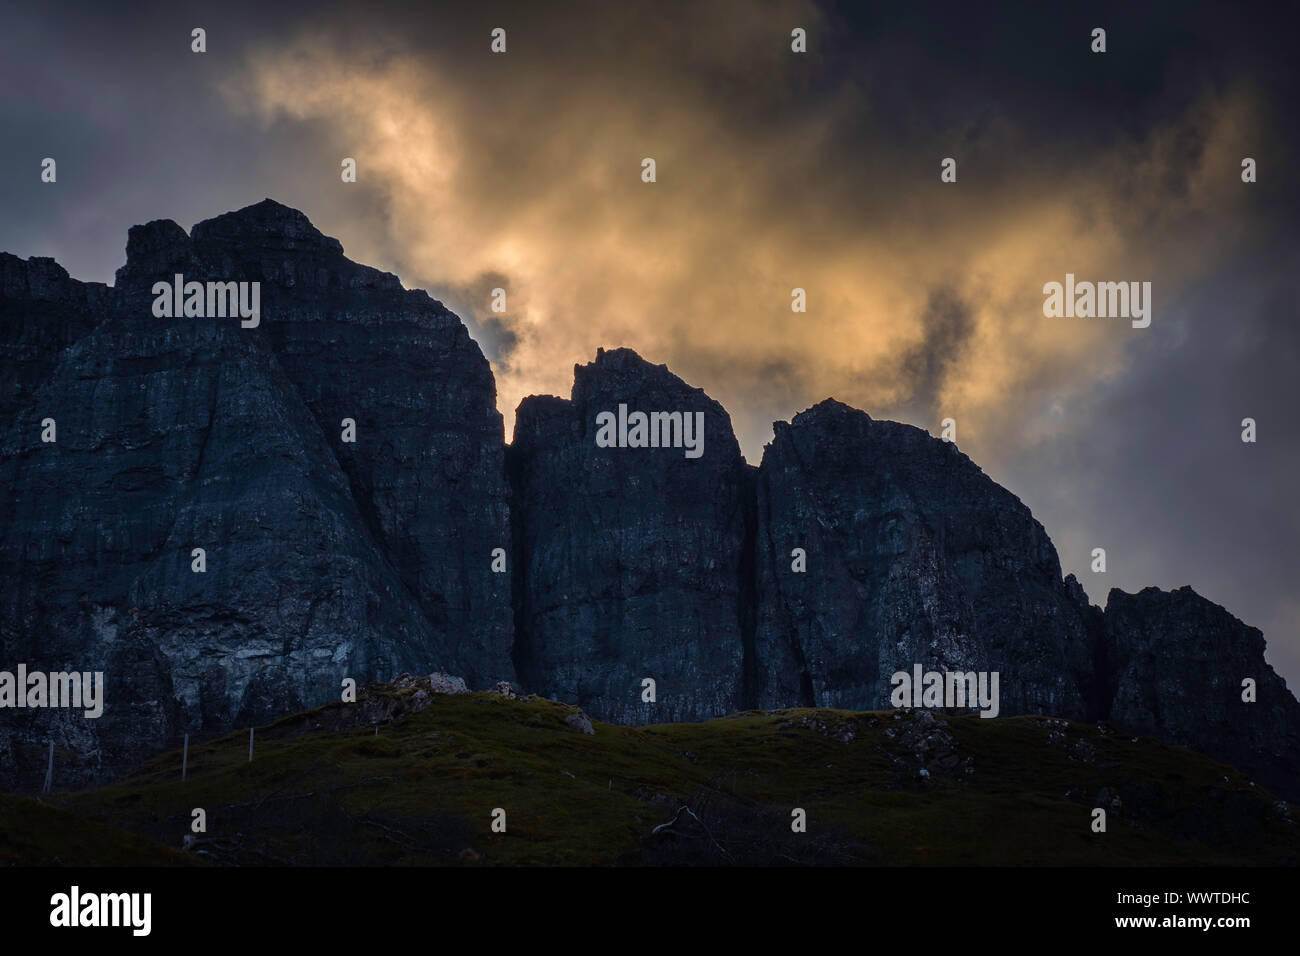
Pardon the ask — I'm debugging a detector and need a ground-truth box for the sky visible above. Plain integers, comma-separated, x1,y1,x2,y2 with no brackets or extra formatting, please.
2,0,1297,686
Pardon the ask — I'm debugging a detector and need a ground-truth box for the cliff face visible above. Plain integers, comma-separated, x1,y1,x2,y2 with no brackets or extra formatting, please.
0,254,105,425
1103,586,1300,799
507,348,749,723
180,202,514,686
0,201,512,789
753,400,1091,720
1,200,1297,801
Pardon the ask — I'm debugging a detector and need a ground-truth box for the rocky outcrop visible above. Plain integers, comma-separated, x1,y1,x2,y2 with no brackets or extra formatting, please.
1103,586,1300,800
0,254,105,424
0,201,511,790
2,199,1297,803
181,202,514,684
752,400,1090,719
507,348,749,723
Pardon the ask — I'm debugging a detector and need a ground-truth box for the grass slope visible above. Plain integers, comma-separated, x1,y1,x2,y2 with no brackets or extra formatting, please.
8,685,1297,866
0,793,198,866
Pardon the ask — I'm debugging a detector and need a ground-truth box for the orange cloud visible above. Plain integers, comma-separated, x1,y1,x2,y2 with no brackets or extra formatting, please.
220,18,1264,471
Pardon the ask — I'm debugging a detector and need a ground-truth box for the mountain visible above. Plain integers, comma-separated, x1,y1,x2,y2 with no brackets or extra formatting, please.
1104,586,1300,801
508,347,750,723
2,199,1296,803
1,201,512,789
752,399,1092,719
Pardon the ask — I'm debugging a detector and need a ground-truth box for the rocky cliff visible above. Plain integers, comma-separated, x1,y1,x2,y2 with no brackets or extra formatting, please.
0,201,511,789
507,348,750,723
2,200,1296,801
1104,586,1300,800
752,400,1092,720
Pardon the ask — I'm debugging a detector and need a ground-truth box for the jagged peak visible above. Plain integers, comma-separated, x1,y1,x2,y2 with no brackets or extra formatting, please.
580,346,673,382
573,346,714,405
788,397,871,427
113,219,198,297
114,218,192,288
1064,572,1089,601
514,393,570,414
1,252,68,288
131,217,189,239
1104,584,1264,635
775,398,988,479
189,198,344,256
510,394,575,452
590,345,658,366
1107,583,1203,605
780,398,940,451
510,347,741,462
0,252,107,304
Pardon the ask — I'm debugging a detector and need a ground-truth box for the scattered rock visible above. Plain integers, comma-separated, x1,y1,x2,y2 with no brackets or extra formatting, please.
779,713,859,743
427,673,470,695
882,709,971,783
564,711,595,734
1070,739,1097,763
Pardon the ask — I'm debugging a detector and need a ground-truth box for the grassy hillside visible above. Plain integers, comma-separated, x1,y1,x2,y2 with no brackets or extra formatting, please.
0,793,197,866
7,680,1297,866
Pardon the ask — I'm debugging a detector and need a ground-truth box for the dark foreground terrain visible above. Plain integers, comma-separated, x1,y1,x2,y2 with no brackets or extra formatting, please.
3,677,1295,867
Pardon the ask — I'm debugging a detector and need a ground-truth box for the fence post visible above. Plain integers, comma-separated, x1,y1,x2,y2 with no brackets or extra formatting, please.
42,741,53,794
182,733,189,781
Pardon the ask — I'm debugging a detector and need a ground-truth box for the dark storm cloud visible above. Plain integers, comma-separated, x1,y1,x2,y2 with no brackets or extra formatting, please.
898,288,976,417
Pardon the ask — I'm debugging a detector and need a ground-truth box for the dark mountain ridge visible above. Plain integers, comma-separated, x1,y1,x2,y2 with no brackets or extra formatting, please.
2,199,1297,801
